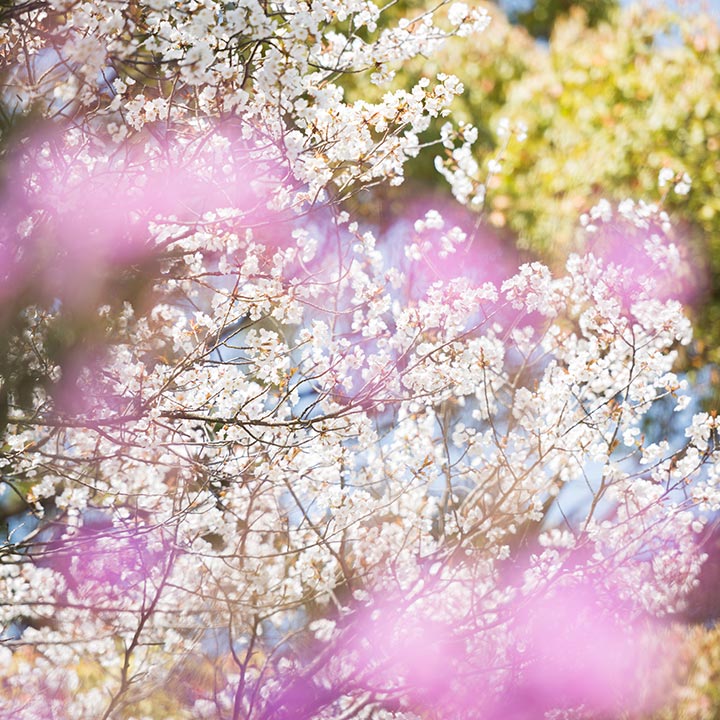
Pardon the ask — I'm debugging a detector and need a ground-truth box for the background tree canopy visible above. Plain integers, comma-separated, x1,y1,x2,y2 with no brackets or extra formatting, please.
499,0,618,37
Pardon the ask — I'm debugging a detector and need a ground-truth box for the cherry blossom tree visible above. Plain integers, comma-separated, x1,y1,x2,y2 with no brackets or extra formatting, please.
0,2,716,719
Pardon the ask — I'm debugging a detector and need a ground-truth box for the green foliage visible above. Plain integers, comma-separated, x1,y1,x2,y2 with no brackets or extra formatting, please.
480,7,720,352
486,9,711,239
503,0,618,38
651,625,720,720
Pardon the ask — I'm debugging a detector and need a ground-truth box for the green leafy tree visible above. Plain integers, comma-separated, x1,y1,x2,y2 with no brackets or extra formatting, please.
479,6,720,359
501,0,618,38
